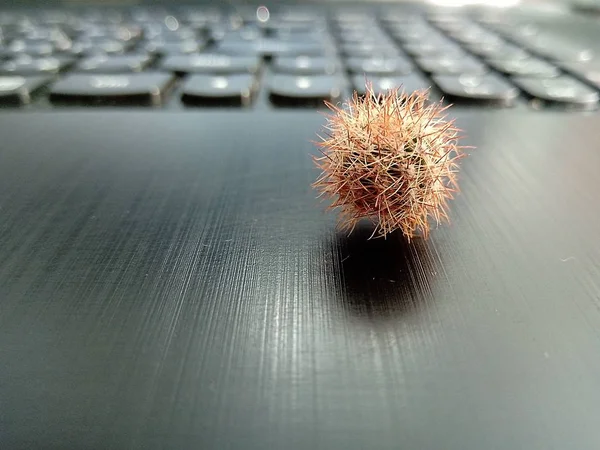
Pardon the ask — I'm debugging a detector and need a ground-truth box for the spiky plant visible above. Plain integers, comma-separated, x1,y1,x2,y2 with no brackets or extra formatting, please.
312,82,468,240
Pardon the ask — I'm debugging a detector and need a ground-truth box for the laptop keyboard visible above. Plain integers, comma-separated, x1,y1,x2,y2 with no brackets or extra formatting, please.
0,6,598,110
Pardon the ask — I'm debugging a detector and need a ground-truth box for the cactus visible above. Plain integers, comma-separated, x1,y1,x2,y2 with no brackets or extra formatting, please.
312,82,468,240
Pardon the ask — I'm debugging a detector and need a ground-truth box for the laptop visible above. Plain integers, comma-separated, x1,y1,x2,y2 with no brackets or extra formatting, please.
2,0,600,448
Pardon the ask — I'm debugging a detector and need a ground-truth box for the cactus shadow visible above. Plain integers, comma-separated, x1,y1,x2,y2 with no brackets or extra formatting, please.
327,221,437,322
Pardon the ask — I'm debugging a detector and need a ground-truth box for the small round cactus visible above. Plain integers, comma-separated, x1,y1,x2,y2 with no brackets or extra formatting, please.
312,82,467,240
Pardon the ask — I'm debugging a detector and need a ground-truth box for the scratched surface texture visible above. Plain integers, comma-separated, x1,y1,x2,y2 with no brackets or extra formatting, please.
1,111,600,450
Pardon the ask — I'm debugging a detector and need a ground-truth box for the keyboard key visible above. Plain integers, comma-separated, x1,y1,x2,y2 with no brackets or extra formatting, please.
429,17,472,33
512,75,599,109
416,56,488,75
490,22,539,40
79,24,141,42
389,25,439,42
402,41,467,58
268,23,323,36
181,74,257,106
561,61,600,87
211,40,257,56
268,74,341,106
274,29,326,43
337,30,390,44
381,13,424,25
76,54,152,73
487,58,560,78
346,56,413,75
143,23,198,41
433,73,519,106
447,27,497,44
403,42,469,59
144,40,203,54
49,72,174,105
340,41,400,58
352,74,433,96
0,75,49,104
214,27,263,43
6,40,54,56
516,35,593,62
468,42,530,61
161,53,261,74
71,38,130,55
272,56,337,75
2,55,74,74
254,38,329,57
216,38,327,56
458,33,505,48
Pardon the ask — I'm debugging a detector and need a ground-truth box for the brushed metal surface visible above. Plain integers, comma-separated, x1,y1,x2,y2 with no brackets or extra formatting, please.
1,111,600,449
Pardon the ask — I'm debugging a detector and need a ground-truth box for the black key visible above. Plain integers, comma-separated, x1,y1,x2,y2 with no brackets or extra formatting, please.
111,25,143,42
274,29,326,43
144,40,203,54
143,23,198,40
0,75,49,104
70,39,130,55
433,73,519,106
147,29,197,42
457,32,505,48
352,74,433,96
388,25,440,42
488,58,560,78
268,22,323,35
402,41,467,58
467,42,530,61
462,34,509,53
269,74,341,106
542,46,594,63
272,56,337,75
6,40,53,56
429,17,472,33
512,75,599,109
334,20,377,32
216,38,327,57
341,45,402,59
340,41,399,57
39,11,72,25
53,36,77,53
561,61,600,87
346,56,413,75
447,27,497,44
416,56,487,75
161,54,261,74
179,9,221,25
76,54,152,73
336,30,390,44
516,35,593,63
49,72,174,105
381,13,425,26
21,28,71,45
489,22,539,40
79,24,141,42
80,10,124,24
181,74,257,106
211,25,263,42
2,55,74,74
210,41,259,56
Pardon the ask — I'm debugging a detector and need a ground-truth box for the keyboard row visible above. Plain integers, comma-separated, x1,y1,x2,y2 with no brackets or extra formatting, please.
1,10,599,109
1,71,597,109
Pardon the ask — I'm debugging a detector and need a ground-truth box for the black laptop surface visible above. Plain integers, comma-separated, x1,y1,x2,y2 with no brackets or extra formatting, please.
2,0,600,448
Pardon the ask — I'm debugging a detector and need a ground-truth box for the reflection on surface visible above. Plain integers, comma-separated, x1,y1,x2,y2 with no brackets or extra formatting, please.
328,221,437,322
